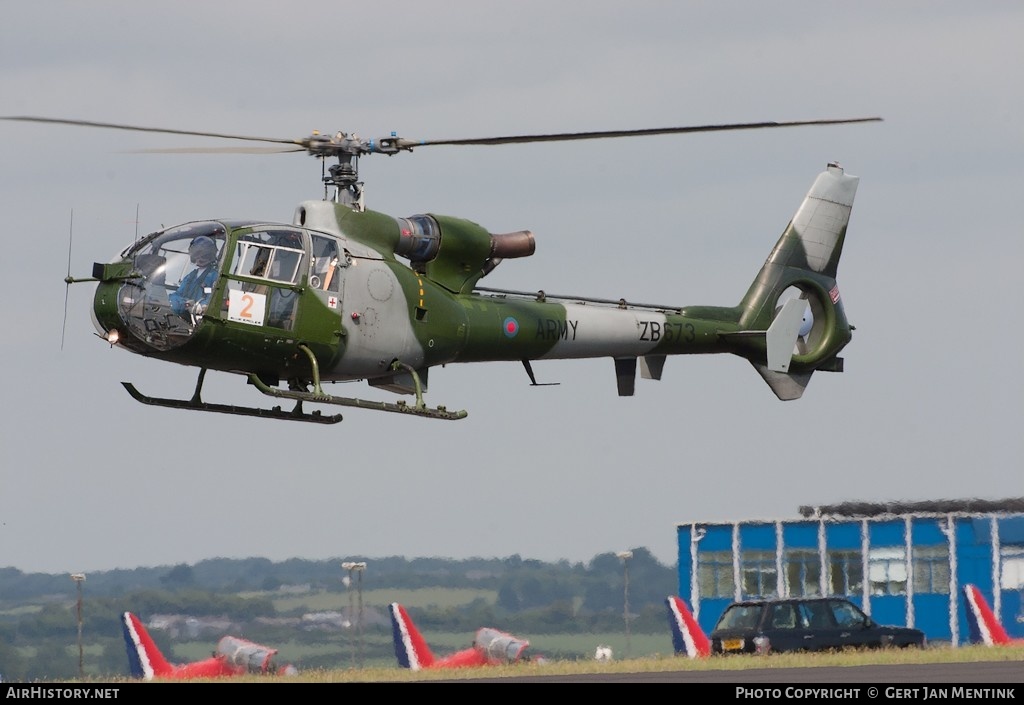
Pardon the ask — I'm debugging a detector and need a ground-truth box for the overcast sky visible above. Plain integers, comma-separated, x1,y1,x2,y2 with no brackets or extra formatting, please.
2,1,1021,575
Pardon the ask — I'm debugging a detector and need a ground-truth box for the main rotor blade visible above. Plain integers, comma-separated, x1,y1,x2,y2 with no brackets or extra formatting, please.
1,116,300,146
125,146,307,154
404,117,883,148
4,114,883,157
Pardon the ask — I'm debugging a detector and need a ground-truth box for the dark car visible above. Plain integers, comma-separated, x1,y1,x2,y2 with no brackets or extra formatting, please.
709,596,926,654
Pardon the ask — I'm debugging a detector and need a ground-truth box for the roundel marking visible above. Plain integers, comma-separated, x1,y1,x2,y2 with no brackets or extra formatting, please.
503,316,520,338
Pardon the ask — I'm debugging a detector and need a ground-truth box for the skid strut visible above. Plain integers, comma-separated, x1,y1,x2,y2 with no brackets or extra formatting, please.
247,347,467,421
122,348,467,423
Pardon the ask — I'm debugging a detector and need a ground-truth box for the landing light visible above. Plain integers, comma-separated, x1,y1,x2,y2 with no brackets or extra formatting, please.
106,330,120,346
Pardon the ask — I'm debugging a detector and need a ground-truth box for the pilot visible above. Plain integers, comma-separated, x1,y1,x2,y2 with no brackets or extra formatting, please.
170,235,220,316
273,230,303,249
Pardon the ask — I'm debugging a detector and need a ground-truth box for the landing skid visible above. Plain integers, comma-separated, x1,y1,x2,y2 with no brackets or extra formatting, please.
121,350,467,424
122,378,343,425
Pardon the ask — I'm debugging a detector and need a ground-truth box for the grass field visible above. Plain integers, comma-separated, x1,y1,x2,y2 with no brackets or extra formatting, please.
68,643,1024,683
308,643,1024,682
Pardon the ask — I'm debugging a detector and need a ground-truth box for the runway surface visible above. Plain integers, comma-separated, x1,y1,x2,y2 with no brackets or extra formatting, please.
431,660,1022,683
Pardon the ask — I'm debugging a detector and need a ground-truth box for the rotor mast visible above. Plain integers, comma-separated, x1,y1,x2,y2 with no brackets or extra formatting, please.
312,131,407,211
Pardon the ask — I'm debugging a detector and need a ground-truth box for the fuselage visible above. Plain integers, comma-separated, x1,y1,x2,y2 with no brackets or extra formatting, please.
90,202,747,391
91,163,857,402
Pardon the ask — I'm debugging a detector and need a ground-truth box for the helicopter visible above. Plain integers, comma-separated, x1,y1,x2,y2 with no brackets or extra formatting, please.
3,115,880,424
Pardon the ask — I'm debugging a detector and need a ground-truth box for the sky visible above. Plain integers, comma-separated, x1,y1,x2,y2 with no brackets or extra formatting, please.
1,1,1022,575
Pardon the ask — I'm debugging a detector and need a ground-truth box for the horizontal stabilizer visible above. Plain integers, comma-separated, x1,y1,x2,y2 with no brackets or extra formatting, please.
752,363,813,401
766,297,809,372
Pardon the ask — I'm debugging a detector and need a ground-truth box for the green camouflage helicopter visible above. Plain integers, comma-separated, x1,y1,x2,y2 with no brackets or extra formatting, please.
4,115,879,424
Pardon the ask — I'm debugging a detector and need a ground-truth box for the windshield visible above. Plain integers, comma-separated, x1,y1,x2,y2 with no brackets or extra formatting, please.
829,599,868,628
116,222,226,351
715,604,762,630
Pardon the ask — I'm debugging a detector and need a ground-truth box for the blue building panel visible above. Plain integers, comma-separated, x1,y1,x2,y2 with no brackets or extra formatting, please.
1002,592,1023,640
914,594,952,639
782,521,818,548
868,519,906,547
700,525,734,552
738,522,776,551
996,516,1024,544
698,598,732,634
825,522,861,549
910,519,946,546
957,520,995,594
870,595,908,629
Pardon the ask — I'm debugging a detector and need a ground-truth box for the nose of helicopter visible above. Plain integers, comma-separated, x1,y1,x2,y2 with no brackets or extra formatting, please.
90,299,113,343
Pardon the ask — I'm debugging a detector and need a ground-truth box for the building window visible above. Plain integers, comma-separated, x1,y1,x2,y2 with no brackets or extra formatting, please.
912,545,950,594
698,551,735,598
785,549,822,597
1001,547,1024,591
741,550,778,598
869,547,907,595
828,549,864,596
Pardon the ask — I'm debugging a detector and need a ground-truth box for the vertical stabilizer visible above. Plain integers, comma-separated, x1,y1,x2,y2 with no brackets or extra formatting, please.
665,596,710,658
963,584,1012,646
732,163,858,399
121,612,174,680
388,602,436,670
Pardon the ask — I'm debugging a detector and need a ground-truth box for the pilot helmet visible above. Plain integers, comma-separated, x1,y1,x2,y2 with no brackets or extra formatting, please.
189,235,218,266
275,231,303,249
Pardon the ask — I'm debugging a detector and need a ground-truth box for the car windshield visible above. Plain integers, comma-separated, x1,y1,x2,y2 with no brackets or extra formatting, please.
830,599,868,628
715,604,762,630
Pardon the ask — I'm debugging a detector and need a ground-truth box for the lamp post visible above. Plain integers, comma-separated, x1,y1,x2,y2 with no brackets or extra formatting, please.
616,551,633,658
342,561,367,668
70,573,86,678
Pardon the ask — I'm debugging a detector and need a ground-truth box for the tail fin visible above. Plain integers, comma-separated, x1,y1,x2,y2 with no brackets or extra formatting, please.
388,602,436,670
722,163,859,399
121,612,174,680
665,596,710,658
963,584,1012,646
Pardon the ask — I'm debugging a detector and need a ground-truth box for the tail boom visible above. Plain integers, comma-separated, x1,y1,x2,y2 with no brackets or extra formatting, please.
452,163,858,400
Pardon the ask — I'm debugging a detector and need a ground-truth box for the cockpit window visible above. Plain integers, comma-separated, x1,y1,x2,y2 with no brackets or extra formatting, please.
115,221,227,351
232,229,305,284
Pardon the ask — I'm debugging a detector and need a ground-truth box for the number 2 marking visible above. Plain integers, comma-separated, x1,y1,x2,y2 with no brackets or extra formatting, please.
240,294,255,319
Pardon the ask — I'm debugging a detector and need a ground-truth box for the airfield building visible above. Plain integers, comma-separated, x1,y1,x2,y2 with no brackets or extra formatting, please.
675,499,1024,645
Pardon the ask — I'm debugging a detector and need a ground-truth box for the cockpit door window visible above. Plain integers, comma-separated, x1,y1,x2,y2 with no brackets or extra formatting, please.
225,228,306,330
